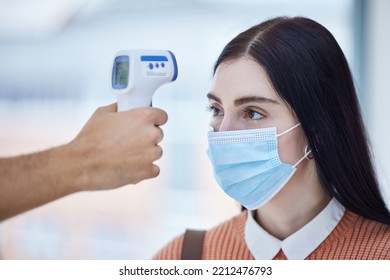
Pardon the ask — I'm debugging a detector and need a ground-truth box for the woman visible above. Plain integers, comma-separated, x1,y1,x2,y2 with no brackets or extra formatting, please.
154,16,390,260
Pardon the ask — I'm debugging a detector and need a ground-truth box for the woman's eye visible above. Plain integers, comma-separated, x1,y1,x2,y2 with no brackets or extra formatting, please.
208,105,223,117
244,108,264,120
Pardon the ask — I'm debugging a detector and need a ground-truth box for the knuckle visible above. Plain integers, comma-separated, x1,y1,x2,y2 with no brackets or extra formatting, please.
155,146,163,159
143,164,159,179
148,146,162,160
147,127,162,143
140,109,155,122
154,129,164,144
151,165,160,178
157,127,164,143
158,110,168,124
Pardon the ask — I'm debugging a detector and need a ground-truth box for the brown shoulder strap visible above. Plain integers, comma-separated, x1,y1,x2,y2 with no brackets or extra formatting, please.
181,229,206,260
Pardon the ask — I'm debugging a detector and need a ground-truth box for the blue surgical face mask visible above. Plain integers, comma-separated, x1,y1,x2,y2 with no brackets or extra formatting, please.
207,123,310,210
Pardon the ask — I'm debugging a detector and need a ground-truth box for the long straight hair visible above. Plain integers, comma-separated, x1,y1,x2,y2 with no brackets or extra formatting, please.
214,17,390,224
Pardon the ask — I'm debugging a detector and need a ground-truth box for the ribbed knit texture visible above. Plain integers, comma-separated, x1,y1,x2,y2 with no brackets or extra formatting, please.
153,210,390,260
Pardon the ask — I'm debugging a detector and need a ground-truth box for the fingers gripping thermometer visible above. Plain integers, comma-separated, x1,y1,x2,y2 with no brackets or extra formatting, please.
111,49,178,111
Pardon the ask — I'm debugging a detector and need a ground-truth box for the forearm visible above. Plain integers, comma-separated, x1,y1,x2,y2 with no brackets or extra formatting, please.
0,144,84,221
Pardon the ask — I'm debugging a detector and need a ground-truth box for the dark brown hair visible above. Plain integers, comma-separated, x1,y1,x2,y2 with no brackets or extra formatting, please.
214,16,390,224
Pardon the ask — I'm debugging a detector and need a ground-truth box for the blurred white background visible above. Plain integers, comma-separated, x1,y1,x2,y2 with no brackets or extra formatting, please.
0,0,389,259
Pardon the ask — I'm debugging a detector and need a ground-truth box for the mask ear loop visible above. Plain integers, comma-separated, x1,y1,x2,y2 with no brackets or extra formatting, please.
293,145,312,168
276,123,301,137
305,145,314,159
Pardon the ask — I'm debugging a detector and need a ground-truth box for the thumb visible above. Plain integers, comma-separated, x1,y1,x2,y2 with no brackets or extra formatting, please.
94,103,118,115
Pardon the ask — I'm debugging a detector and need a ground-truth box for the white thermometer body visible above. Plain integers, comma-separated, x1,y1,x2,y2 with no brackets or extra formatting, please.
112,49,178,111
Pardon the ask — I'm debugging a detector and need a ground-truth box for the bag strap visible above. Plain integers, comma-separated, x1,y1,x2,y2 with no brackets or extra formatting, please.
181,229,206,260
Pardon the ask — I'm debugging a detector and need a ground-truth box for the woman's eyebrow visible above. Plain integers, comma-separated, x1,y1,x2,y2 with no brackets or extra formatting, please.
207,93,222,103
234,95,279,106
207,93,279,106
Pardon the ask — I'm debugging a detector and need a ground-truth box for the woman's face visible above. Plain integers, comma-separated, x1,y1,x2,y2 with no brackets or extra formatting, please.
208,57,307,165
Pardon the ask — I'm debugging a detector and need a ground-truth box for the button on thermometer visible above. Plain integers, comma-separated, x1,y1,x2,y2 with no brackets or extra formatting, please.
112,49,178,111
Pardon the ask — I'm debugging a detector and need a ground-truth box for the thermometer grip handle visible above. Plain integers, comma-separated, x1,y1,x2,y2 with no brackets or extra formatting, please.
117,94,152,112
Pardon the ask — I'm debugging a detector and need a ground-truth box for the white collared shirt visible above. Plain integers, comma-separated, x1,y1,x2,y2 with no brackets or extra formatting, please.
245,198,345,260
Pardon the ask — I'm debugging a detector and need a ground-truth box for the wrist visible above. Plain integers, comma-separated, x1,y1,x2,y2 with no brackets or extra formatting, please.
56,141,92,193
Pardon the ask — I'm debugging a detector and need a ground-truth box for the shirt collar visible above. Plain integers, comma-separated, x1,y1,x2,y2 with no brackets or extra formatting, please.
245,198,345,260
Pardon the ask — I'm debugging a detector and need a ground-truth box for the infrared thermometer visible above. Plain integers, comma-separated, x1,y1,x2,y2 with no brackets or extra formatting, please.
111,49,178,111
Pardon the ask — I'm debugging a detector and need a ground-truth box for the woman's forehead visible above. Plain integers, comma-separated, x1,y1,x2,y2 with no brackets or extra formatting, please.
210,57,282,104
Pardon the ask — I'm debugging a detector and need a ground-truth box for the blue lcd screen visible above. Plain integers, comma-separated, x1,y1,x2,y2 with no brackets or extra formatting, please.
112,55,129,89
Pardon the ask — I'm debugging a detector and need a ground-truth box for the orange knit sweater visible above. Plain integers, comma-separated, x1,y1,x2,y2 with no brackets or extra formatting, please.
153,210,390,260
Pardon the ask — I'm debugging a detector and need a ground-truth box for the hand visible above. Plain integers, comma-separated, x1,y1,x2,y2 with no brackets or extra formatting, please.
69,103,168,191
